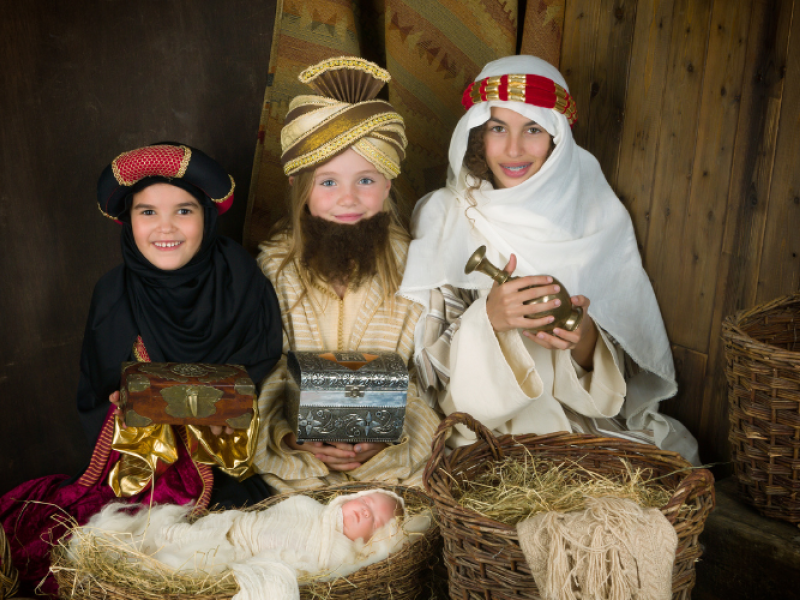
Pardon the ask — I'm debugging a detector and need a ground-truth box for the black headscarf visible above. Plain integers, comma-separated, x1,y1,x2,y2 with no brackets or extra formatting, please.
78,154,282,443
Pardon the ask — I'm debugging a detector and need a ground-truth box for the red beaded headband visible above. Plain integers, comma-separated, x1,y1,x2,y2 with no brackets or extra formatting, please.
461,73,578,127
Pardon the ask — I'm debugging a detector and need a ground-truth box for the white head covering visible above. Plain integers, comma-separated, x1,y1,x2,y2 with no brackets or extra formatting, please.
400,56,697,460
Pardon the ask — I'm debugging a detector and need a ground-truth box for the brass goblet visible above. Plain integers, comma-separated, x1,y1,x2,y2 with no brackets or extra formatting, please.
464,245,583,333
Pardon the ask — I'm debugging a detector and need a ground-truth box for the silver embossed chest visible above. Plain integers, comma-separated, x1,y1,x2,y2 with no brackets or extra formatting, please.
285,351,408,443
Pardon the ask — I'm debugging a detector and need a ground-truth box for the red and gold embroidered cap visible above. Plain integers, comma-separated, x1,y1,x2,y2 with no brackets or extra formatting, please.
462,72,577,127
97,142,235,221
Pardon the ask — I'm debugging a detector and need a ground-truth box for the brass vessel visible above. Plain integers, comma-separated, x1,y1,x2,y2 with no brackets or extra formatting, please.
464,246,583,333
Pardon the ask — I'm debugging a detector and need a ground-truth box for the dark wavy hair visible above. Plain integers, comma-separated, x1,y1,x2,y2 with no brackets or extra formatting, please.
464,125,495,190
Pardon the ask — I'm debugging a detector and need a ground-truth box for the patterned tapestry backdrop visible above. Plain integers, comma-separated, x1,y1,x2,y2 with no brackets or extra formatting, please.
243,0,565,249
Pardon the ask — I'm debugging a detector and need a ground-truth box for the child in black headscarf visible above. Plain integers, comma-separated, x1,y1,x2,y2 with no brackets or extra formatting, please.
0,143,282,597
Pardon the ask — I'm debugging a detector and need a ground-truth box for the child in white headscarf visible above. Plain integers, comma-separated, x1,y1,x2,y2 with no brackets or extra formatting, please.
400,55,699,465
71,490,409,600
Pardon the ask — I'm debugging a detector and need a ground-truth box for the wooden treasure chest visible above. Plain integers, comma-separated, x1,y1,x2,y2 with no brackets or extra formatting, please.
120,362,256,429
285,351,408,443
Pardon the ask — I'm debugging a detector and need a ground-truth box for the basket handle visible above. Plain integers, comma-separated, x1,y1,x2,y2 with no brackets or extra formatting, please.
423,412,504,493
660,469,715,525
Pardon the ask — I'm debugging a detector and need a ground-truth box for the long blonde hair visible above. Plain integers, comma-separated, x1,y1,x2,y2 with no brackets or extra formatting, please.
265,168,410,302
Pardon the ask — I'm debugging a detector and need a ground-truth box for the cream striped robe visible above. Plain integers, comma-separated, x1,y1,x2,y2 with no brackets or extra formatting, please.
253,235,441,493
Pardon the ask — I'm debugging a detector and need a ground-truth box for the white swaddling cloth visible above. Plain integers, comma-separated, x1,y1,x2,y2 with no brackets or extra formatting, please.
69,490,422,600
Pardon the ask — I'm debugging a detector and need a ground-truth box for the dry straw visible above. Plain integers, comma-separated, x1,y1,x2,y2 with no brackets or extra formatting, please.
0,525,20,600
51,483,440,600
453,452,674,526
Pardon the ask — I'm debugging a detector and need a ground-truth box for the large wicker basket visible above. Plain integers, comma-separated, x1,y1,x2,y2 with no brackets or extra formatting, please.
424,413,715,600
52,482,440,600
0,524,20,600
723,292,800,523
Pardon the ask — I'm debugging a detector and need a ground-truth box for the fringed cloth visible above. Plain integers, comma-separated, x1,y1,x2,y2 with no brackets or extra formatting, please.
516,497,677,600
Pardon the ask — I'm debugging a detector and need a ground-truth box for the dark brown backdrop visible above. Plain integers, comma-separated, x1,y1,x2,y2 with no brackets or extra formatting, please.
0,1,276,495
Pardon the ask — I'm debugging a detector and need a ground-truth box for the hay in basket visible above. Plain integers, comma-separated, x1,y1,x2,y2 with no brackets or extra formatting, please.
51,482,440,600
723,292,800,523
423,412,716,600
454,452,674,526
0,524,20,600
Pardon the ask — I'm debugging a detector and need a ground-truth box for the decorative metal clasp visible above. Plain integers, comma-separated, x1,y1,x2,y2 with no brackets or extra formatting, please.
161,384,223,419
345,385,365,398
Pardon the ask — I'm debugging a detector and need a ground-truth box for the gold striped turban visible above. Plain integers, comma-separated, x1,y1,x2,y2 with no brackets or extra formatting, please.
280,57,407,179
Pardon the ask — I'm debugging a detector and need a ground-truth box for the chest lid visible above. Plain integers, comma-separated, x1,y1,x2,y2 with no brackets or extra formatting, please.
287,351,409,391
120,362,255,428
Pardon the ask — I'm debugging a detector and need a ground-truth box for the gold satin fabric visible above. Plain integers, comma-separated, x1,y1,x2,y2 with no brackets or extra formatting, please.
108,402,259,497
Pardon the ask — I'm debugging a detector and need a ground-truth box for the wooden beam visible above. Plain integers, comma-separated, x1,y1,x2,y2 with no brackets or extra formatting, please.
643,0,713,344
704,0,794,464
560,0,603,147
616,0,676,253
668,0,751,352
660,344,708,457
757,0,800,302
583,0,639,187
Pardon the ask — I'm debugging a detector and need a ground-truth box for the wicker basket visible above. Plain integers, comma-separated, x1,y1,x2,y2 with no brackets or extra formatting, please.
52,482,441,600
0,524,20,600
723,292,800,523
423,413,715,600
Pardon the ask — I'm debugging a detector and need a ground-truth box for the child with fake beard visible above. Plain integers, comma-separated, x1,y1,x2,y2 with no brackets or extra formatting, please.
251,57,441,493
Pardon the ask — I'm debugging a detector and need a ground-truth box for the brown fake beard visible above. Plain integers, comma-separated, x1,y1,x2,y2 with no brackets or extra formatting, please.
300,211,390,288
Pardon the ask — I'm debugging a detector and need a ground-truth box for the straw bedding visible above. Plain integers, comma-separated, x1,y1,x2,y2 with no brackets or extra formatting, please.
51,483,439,600
0,525,20,600
453,452,674,526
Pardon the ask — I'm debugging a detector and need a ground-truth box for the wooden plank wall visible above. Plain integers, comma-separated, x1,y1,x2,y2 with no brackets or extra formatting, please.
0,1,795,496
0,1,276,495
560,0,799,465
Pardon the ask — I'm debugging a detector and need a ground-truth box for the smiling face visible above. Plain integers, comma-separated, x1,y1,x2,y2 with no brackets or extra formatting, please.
130,183,204,270
305,148,391,224
340,492,401,542
482,106,554,189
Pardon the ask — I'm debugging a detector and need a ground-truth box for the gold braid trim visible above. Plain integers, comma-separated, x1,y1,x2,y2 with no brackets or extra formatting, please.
175,146,192,178
300,56,390,84
353,139,401,178
210,174,236,204
284,113,403,175
97,203,117,221
369,129,409,150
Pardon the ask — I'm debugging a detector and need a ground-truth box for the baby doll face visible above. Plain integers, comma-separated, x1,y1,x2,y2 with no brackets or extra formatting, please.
483,106,553,189
341,492,400,542
306,148,391,225
130,183,204,271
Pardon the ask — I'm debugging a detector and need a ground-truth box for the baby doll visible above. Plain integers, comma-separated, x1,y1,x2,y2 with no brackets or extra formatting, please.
72,490,408,600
